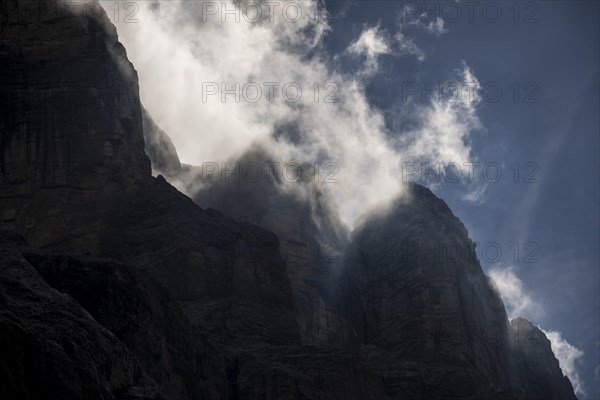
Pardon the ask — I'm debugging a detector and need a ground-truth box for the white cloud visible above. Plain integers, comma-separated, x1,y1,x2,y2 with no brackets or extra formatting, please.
348,24,425,70
394,32,426,61
102,0,482,229
462,182,488,203
400,7,449,36
348,25,391,74
489,265,544,320
542,329,586,398
425,17,448,36
490,266,585,397
395,9,449,62
393,63,482,169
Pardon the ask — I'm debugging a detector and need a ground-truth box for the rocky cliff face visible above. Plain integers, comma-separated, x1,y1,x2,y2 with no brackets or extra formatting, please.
508,317,578,400
0,2,378,398
0,1,580,399
23,244,229,400
344,183,515,399
0,0,149,184
0,0,300,350
0,232,166,400
0,0,148,249
0,0,299,395
341,184,579,400
185,143,354,349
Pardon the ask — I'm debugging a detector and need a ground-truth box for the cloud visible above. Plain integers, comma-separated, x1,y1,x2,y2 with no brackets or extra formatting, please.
488,265,544,320
393,63,482,170
348,25,391,74
347,12,449,66
347,24,425,73
462,181,488,203
399,6,449,36
425,17,448,36
489,266,585,397
394,32,426,61
103,0,482,228
394,9,448,62
542,329,586,397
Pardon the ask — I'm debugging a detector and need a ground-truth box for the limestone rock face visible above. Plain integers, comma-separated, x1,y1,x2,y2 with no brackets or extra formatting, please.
344,183,515,399
0,232,166,400
0,0,149,247
186,143,354,349
0,2,305,396
92,176,302,348
0,0,150,189
24,246,230,400
0,0,301,351
225,345,384,400
0,2,377,398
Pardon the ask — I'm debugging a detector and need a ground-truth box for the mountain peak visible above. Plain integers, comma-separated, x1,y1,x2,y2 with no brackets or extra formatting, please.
508,317,579,400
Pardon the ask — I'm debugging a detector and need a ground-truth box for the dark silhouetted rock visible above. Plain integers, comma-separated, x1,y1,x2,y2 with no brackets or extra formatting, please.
0,0,301,351
185,142,354,349
345,183,514,399
23,247,229,400
0,232,166,400
0,0,150,192
508,317,578,400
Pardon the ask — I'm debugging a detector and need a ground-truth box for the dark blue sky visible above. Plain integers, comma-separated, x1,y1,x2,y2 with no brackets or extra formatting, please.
321,0,599,397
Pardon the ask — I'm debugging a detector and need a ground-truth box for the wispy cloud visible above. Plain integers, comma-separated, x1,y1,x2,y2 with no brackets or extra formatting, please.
489,265,544,320
104,0,482,228
348,25,391,74
462,181,488,203
393,63,482,174
394,32,426,61
542,329,586,397
347,24,425,72
424,17,448,36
